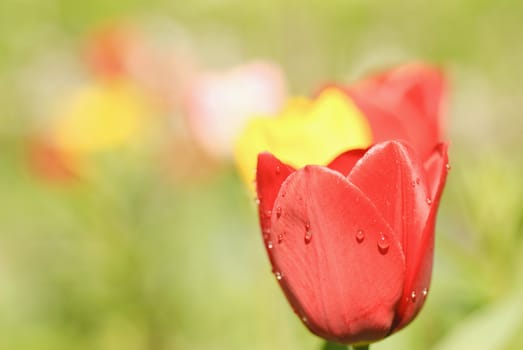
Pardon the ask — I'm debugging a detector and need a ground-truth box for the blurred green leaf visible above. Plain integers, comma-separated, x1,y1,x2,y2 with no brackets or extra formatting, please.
432,291,523,350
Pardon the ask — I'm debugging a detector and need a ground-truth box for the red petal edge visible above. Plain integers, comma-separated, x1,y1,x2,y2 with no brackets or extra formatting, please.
327,148,368,177
256,152,295,253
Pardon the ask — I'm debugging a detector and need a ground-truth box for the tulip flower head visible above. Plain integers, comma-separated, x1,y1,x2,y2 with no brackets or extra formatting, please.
256,141,448,345
236,64,449,346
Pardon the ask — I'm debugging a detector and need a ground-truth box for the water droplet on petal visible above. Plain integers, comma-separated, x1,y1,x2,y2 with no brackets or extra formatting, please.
426,197,432,205
411,290,417,302
277,233,284,244
255,198,261,205
422,288,428,298
410,180,416,188
415,178,421,185
301,316,308,324
276,165,281,175
446,163,451,171
356,229,365,243
262,229,270,242
274,271,283,280
304,221,312,244
276,206,282,218
264,210,272,218
281,191,286,198
267,240,273,249
377,232,389,254
304,231,312,244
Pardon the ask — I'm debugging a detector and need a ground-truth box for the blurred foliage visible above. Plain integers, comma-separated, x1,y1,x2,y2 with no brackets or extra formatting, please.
0,0,523,349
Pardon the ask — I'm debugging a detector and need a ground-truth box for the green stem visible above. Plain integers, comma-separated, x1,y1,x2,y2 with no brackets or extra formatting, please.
322,341,370,349
322,341,348,350
353,345,369,350
322,341,370,350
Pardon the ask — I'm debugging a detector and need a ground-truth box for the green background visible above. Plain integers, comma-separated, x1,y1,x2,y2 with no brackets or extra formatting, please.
1,1,523,349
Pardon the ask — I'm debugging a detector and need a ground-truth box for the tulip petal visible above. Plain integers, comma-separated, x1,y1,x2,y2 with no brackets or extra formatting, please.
347,141,434,328
346,63,447,160
256,152,295,250
327,149,367,177
268,165,405,344
390,143,449,332
348,141,431,262
423,143,449,201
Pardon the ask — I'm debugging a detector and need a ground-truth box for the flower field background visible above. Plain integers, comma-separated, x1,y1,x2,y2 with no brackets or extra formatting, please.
1,1,523,349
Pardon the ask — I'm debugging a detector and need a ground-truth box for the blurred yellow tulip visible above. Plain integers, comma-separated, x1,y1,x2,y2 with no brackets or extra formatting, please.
51,79,150,154
234,88,372,191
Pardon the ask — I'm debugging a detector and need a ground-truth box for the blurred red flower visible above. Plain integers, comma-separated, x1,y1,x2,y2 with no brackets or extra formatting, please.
255,140,449,344
27,137,80,182
324,63,447,161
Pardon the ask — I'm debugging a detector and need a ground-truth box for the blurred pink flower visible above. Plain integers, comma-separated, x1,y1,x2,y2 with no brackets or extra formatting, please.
183,61,287,159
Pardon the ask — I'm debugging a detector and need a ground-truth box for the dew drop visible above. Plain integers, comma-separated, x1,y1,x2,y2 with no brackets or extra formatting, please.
276,165,281,175
276,206,282,218
410,180,416,188
422,288,428,298
281,191,286,198
264,209,272,218
411,290,417,302
415,178,421,185
446,163,451,171
277,233,284,244
275,271,283,280
304,221,312,244
267,240,273,249
304,231,312,244
255,198,261,205
356,229,365,243
377,232,389,254
262,229,271,242
301,316,308,324
426,197,432,205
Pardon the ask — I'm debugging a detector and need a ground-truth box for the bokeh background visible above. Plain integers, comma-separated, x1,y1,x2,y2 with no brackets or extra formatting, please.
1,1,523,349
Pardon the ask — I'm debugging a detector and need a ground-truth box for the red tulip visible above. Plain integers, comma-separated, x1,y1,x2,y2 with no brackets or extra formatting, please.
255,140,449,344
26,137,80,183
328,63,447,162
